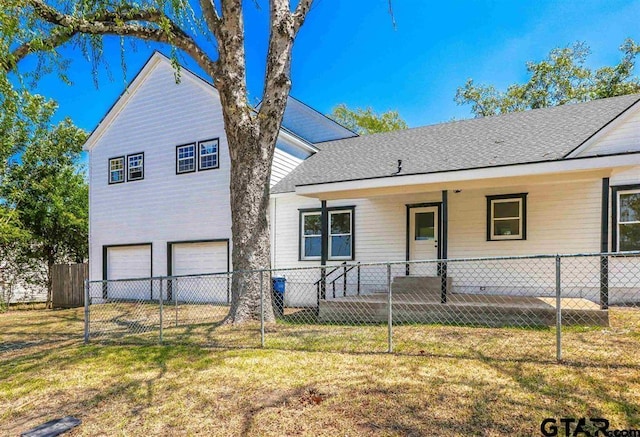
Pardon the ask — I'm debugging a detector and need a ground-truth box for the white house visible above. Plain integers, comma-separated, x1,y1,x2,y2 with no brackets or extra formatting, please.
84,52,354,290
270,93,640,305
86,52,640,306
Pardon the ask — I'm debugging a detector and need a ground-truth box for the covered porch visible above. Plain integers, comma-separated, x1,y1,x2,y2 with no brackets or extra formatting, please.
273,163,640,327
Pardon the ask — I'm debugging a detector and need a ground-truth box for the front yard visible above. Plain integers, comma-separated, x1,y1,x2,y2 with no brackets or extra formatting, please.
1,308,639,436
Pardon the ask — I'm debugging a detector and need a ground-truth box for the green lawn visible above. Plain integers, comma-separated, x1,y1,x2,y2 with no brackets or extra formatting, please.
1,308,639,436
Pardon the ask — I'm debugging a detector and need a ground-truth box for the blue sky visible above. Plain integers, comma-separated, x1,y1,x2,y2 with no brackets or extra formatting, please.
21,0,640,132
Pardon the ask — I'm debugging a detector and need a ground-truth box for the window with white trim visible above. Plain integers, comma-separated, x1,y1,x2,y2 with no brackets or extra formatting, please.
487,194,526,240
618,189,640,251
199,138,219,170
301,212,321,260
127,153,144,181
109,157,124,184
329,210,352,259
176,143,196,174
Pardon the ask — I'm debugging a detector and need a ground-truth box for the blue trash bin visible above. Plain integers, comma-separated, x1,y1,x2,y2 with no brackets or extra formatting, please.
272,277,286,317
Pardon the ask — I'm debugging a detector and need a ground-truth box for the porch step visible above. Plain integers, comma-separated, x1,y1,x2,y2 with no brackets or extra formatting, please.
392,276,452,296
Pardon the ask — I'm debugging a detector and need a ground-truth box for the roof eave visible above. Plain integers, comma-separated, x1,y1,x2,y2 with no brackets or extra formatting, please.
293,152,640,198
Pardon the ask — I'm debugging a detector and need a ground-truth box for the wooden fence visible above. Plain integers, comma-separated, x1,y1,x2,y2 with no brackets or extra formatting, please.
52,263,88,309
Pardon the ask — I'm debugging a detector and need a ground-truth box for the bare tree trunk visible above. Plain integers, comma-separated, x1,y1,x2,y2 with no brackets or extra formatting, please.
224,130,276,324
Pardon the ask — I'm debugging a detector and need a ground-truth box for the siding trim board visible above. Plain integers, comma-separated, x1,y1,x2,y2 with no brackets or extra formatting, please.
611,183,640,251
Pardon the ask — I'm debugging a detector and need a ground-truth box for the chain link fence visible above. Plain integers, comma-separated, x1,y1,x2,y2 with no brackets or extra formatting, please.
85,252,640,365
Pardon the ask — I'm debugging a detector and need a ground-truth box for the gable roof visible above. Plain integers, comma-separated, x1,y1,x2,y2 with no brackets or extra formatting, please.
84,52,324,153
272,94,640,194
84,51,223,151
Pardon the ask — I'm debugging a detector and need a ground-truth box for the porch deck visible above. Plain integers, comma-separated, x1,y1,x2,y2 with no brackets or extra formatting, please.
318,292,609,327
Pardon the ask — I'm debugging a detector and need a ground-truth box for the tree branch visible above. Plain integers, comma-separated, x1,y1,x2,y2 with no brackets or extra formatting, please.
7,0,219,78
199,0,222,41
292,0,314,34
258,0,315,138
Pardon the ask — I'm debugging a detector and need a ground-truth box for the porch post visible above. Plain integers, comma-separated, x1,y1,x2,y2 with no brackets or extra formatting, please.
440,190,449,303
600,178,610,309
320,200,328,301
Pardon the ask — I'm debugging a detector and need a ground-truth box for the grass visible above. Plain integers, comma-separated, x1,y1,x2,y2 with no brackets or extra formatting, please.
1,308,639,436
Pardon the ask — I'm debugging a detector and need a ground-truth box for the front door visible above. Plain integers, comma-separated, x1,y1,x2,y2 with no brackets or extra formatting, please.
409,206,439,262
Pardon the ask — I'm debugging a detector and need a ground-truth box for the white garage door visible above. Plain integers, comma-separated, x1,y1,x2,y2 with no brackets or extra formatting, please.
172,241,228,276
171,241,228,303
106,245,152,300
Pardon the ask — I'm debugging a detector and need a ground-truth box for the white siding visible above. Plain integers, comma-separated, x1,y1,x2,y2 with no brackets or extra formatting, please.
273,179,603,268
89,60,232,282
577,105,640,157
272,176,633,303
89,56,311,281
271,147,303,187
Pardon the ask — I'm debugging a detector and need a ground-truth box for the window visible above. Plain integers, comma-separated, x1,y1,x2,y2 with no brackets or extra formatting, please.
301,212,322,260
127,153,144,181
415,212,435,240
617,190,640,251
487,194,527,241
329,210,352,259
300,207,355,261
176,143,196,174
199,138,219,170
109,157,125,184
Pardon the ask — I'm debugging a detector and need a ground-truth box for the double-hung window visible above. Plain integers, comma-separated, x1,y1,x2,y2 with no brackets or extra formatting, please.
127,153,144,181
199,138,219,170
301,212,322,260
329,210,353,259
300,207,354,260
487,194,527,241
109,157,125,184
176,143,196,174
617,189,640,251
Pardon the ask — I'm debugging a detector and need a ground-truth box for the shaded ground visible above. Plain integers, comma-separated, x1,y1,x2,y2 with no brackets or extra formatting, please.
1,308,639,436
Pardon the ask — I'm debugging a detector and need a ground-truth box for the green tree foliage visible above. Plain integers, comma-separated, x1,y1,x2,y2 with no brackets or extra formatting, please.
329,104,408,135
0,85,88,307
455,39,640,117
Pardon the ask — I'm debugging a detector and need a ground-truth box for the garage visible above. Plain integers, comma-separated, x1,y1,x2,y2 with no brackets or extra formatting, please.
104,244,152,300
169,240,229,303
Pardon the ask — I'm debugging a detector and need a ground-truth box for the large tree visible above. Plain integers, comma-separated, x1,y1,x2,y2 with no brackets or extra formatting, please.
1,0,316,323
329,104,408,135
456,39,640,117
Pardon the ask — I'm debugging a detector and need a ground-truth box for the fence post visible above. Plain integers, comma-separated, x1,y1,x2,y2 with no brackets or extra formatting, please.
260,271,265,348
555,255,562,362
174,277,178,328
387,263,393,353
159,279,164,345
83,279,90,344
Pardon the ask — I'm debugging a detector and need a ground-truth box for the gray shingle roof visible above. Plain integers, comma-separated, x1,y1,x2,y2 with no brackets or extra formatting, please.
272,94,640,194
